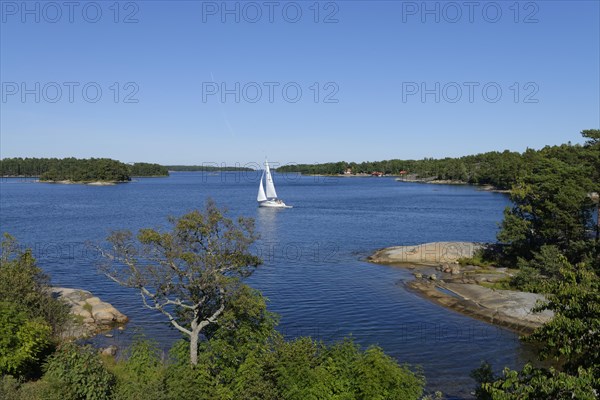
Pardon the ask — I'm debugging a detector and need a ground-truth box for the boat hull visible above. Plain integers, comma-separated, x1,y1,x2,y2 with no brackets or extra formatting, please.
258,200,292,208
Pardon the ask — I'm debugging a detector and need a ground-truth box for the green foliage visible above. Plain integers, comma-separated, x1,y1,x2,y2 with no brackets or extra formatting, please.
479,364,598,400
499,158,595,261
0,158,174,180
458,249,496,268
497,131,598,267
0,375,21,400
478,279,514,291
0,157,131,182
230,338,424,400
40,158,131,182
129,163,169,177
163,341,219,400
44,343,115,400
470,361,494,400
102,200,262,365
473,258,600,399
105,288,424,400
351,346,424,400
524,262,600,373
510,246,571,292
0,375,62,400
111,337,167,400
0,234,70,336
0,302,53,378
276,150,525,189
197,284,279,384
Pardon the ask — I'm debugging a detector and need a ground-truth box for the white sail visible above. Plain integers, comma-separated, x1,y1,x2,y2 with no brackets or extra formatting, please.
257,172,267,202
264,160,278,199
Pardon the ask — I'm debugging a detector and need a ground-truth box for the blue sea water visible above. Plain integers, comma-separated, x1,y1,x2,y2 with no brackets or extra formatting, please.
0,173,533,398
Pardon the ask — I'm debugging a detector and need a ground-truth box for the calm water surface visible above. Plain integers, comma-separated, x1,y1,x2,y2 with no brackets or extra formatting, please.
0,173,532,398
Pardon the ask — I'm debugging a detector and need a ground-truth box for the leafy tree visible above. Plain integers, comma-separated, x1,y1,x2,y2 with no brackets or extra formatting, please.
230,338,424,400
524,261,600,373
474,258,600,399
581,129,600,146
0,302,52,378
111,337,168,400
497,155,595,263
44,343,115,400
100,199,261,365
0,234,69,336
510,245,570,292
196,284,279,385
478,364,598,400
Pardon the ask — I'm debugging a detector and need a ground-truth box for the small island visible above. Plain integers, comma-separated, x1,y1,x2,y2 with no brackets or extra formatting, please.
0,158,168,184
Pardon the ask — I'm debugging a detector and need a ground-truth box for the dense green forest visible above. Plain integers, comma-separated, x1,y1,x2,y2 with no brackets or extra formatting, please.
276,142,594,190
166,165,254,172
0,158,168,182
129,162,169,177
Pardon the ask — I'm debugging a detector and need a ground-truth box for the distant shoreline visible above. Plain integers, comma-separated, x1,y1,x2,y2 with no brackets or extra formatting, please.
294,173,511,193
39,180,125,185
167,168,254,172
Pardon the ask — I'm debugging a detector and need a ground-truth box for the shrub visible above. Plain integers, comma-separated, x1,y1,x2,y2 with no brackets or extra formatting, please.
0,302,53,378
510,245,570,292
44,343,114,400
0,234,70,335
111,337,167,400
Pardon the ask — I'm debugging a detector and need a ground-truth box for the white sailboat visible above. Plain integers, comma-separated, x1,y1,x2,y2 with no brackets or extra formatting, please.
257,159,292,208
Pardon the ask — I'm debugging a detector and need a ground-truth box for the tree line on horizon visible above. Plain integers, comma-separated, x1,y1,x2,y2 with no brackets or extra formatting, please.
275,139,595,190
0,158,169,182
165,165,254,172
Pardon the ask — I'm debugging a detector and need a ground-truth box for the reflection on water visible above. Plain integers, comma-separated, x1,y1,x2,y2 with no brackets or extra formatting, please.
256,206,281,241
1,173,528,398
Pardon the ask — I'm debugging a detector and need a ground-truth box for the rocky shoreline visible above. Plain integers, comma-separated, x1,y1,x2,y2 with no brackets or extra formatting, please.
368,241,483,265
40,180,122,185
52,287,128,339
368,242,553,334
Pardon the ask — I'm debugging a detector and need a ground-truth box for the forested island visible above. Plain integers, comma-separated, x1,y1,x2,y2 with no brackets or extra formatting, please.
0,158,168,183
276,137,597,190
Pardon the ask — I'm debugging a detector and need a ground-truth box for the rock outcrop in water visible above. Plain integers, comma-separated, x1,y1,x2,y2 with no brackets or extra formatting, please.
368,242,554,333
52,287,128,339
368,241,482,265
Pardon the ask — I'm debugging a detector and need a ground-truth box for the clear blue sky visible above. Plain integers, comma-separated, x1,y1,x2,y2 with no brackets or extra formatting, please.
1,1,599,166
